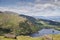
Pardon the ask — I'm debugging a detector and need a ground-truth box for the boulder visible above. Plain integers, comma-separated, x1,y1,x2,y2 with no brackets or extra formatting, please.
4,33,16,39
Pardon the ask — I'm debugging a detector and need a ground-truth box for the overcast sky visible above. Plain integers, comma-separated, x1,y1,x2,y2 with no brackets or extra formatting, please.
0,0,60,16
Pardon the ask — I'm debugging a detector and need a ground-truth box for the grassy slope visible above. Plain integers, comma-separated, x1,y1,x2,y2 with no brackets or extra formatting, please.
37,19,60,30
0,11,40,35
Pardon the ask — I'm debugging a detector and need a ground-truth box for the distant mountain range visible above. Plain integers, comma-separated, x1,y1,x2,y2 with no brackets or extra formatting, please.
33,16,60,22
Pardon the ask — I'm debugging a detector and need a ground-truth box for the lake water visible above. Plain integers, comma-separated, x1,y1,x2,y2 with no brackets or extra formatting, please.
30,29,60,37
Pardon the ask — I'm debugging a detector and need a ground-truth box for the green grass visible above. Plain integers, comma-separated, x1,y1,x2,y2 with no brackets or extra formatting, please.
0,36,16,40
0,34,60,40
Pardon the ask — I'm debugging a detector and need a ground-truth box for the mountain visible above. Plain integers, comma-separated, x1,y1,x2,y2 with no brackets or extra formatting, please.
34,16,60,22
0,11,60,36
19,14,37,24
0,11,39,35
37,19,60,26
33,16,60,30
46,16,60,22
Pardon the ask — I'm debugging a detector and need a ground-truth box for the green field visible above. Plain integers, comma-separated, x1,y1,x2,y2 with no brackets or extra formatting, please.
0,34,60,40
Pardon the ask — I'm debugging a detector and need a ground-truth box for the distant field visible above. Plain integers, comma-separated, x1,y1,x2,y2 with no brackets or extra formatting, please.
0,34,60,40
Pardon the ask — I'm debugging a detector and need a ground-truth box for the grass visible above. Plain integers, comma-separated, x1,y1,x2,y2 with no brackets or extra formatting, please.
0,36,16,40
0,34,60,40
17,36,42,40
49,34,60,40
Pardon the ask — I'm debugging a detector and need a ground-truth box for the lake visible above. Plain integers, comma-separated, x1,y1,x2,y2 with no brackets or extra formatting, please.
30,29,60,37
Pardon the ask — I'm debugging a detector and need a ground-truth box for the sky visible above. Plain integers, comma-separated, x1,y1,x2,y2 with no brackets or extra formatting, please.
0,0,60,16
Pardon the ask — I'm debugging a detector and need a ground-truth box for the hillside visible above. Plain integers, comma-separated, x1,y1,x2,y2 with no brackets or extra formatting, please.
37,19,60,30
19,14,60,31
0,11,60,36
34,16,60,22
19,15,37,24
0,11,39,35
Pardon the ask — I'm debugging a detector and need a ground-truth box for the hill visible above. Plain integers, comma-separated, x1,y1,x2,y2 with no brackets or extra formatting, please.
37,18,60,30
19,15,37,24
0,11,39,35
34,16,60,22
0,11,60,36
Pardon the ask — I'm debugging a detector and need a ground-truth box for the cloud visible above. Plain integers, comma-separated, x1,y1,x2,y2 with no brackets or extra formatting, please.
0,0,60,16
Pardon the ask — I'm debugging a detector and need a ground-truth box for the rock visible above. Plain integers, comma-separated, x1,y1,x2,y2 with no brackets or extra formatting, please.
4,33,16,39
